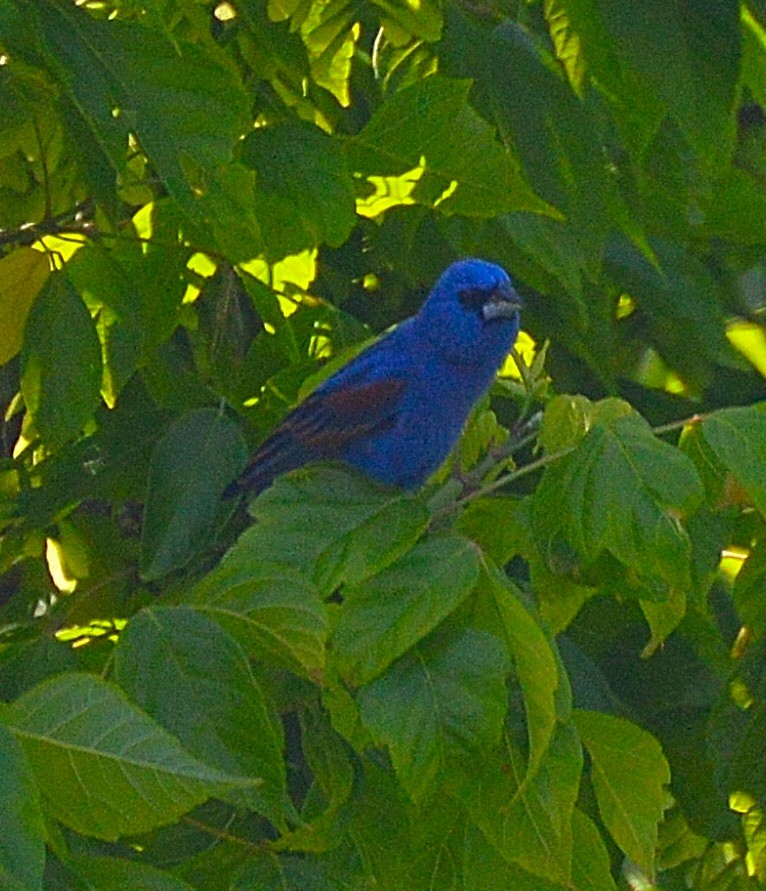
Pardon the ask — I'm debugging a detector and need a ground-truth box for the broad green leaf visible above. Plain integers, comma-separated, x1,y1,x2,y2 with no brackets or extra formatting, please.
189,561,328,680
358,626,510,803
455,495,529,566
331,534,481,685
532,413,702,589
347,75,550,218
0,247,50,367
701,405,766,520
573,709,670,877
140,409,248,580
538,394,632,453
462,823,564,891
241,122,355,261
242,465,431,596
27,4,249,221
115,607,287,827
570,807,619,891
20,272,102,447
0,718,45,891
5,673,249,841
478,563,560,779
270,0,359,107
596,0,740,167
69,856,197,891
456,722,583,885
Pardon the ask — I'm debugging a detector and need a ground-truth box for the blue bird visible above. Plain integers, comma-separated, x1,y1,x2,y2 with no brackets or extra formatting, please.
229,258,522,497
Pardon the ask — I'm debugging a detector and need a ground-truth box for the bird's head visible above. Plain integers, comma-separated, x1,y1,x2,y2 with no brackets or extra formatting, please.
417,258,522,364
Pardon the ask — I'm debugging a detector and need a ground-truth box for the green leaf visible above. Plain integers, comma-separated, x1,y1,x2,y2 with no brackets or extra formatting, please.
114,606,287,827
457,722,583,885
68,856,197,891
462,823,564,891
570,808,619,891
478,563,560,779
0,718,45,891
538,394,632,453
532,413,702,589
241,121,355,261
189,560,328,680
242,464,431,596
701,405,766,520
596,0,740,167
455,495,529,566
358,625,510,803
27,5,250,222
140,408,248,580
347,75,550,218
0,247,50,367
20,272,102,448
331,533,481,685
573,709,670,877
5,673,249,841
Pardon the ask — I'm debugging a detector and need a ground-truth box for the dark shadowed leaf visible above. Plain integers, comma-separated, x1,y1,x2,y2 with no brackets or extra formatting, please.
26,4,250,222
140,408,248,580
20,272,102,448
0,718,45,891
241,122,355,261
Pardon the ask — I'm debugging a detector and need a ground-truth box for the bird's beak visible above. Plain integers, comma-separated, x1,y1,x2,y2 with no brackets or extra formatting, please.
482,284,523,322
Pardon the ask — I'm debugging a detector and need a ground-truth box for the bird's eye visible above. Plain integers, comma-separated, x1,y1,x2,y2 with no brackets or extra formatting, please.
458,287,491,314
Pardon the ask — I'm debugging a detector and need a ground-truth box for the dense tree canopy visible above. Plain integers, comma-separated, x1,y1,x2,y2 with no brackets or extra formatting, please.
2,0,766,888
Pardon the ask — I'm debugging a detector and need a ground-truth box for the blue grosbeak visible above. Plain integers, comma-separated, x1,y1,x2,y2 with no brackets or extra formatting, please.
229,258,522,496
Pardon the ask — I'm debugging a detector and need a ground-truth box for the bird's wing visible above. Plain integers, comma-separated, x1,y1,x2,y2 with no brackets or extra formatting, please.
229,375,407,497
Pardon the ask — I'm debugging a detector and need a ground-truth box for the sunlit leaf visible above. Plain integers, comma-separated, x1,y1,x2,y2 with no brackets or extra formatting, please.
347,75,550,217
0,247,50,367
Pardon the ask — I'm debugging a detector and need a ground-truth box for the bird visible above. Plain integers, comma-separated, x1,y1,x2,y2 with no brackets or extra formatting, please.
227,258,522,498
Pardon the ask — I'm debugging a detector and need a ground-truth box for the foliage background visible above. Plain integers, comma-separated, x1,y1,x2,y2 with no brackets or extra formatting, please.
2,0,766,888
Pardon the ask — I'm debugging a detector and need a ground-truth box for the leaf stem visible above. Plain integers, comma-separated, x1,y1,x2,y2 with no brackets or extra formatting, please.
445,409,709,512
